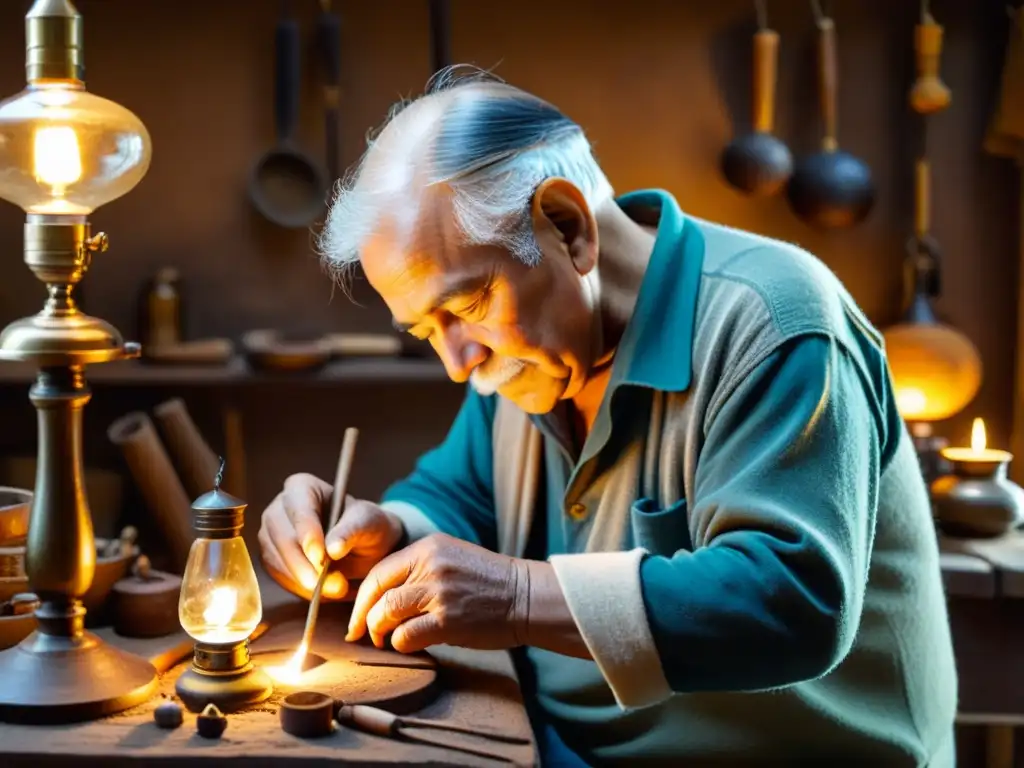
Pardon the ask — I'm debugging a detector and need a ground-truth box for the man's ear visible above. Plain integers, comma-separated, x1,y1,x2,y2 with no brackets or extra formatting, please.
530,177,599,276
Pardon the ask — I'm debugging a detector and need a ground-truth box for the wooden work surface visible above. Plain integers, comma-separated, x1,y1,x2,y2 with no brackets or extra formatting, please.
939,530,1024,599
0,578,536,767
939,531,1024,718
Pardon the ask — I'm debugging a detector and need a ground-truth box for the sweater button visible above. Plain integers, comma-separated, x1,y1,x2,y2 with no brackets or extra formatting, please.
568,502,587,520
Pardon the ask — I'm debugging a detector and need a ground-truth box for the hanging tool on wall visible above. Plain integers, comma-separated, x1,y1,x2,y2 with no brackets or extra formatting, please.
720,0,793,197
881,1,982,483
429,0,452,76
984,3,1024,158
785,0,875,229
909,0,951,115
316,0,343,184
249,0,329,229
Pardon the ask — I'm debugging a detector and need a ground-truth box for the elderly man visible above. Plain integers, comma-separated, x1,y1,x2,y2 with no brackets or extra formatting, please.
259,70,957,766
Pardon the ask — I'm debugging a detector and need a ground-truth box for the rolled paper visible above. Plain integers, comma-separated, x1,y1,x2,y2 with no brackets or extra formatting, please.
154,398,221,499
107,412,193,573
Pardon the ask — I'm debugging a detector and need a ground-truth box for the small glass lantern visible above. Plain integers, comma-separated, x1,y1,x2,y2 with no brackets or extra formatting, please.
174,461,272,713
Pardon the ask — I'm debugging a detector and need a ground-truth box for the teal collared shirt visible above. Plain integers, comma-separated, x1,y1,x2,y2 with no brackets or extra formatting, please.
379,190,944,765
381,188,704,558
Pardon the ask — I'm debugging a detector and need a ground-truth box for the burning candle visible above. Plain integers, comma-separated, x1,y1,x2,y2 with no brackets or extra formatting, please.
931,417,1024,538
939,417,1012,466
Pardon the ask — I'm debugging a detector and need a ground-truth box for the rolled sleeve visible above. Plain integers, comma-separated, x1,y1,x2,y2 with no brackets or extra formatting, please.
549,548,672,709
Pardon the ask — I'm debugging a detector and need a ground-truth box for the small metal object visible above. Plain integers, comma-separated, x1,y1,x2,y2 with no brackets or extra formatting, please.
280,691,335,738
119,525,138,550
132,554,152,581
196,703,227,739
154,701,183,729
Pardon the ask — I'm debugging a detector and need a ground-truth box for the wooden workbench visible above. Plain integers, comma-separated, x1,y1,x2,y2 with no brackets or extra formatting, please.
0,576,537,767
940,532,1024,768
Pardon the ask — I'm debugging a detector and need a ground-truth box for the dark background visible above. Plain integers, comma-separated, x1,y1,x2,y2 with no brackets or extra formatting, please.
0,1,1017,761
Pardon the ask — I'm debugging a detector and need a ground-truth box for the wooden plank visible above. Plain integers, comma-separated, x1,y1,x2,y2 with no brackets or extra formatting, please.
947,532,1024,598
939,537,998,598
940,551,997,599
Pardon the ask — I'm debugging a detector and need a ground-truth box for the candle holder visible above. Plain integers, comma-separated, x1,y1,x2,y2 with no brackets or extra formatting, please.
931,441,1024,539
174,463,272,713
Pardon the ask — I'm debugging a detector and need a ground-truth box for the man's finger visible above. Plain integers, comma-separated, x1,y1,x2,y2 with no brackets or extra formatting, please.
346,548,416,642
265,511,320,592
322,570,349,600
391,613,443,654
365,584,431,647
258,526,309,600
282,484,327,570
325,498,373,561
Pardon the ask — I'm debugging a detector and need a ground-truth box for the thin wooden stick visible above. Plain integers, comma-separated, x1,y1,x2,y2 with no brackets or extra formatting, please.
299,427,359,652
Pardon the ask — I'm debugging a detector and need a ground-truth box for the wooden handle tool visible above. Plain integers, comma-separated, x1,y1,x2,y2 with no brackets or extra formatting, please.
337,703,523,763
910,2,951,114
299,427,359,652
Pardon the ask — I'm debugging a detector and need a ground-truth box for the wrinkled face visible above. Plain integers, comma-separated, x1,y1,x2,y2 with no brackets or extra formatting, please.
360,181,600,414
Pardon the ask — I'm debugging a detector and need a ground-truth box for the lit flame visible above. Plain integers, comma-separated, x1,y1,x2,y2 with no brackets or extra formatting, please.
33,126,82,188
971,417,987,453
203,586,238,627
266,641,309,686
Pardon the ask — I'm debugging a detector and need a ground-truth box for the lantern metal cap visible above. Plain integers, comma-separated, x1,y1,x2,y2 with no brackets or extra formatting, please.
191,488,246,512
26,0,84,84
191,459,246,538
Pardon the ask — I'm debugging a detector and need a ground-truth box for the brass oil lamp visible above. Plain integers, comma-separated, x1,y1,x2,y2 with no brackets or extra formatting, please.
0,0,156,722
174,461,273,713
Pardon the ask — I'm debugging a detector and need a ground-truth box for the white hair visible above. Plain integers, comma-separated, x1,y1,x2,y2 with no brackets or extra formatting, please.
317,66,615,285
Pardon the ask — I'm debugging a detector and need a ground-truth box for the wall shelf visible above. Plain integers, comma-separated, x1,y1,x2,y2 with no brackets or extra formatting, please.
0,356,450,387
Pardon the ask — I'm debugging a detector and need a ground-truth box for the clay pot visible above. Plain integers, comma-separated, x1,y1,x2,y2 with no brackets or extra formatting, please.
83,538,137,617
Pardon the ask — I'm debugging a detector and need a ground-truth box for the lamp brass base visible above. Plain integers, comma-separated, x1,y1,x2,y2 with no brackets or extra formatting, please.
0,628,157,724
175,662,273,714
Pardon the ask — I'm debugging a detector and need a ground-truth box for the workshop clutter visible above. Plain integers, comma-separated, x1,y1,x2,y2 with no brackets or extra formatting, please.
102,397,246,638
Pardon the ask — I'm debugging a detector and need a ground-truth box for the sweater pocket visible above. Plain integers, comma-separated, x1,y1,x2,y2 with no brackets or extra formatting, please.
630,497,692,557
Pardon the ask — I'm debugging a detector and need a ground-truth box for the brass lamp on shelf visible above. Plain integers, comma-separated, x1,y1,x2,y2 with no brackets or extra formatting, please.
0,0,157,722
882,159,982,483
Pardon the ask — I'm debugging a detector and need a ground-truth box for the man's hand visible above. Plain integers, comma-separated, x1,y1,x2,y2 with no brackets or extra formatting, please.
346,533,530,653
258,472,405,601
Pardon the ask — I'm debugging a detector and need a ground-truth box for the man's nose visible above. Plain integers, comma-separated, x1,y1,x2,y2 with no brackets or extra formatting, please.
435,328,487,383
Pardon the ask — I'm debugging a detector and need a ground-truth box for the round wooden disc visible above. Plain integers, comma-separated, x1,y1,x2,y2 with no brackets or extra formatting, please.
251,611,439,715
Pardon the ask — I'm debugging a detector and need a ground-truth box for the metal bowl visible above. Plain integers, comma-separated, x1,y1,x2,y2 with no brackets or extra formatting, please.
0,487,31,546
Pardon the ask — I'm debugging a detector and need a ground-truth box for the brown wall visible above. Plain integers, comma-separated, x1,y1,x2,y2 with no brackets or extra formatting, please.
0,0,1018,759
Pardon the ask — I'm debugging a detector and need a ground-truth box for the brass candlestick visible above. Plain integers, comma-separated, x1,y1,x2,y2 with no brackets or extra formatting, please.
174,461,272,713
0,0,156,723
931,418,1024,538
